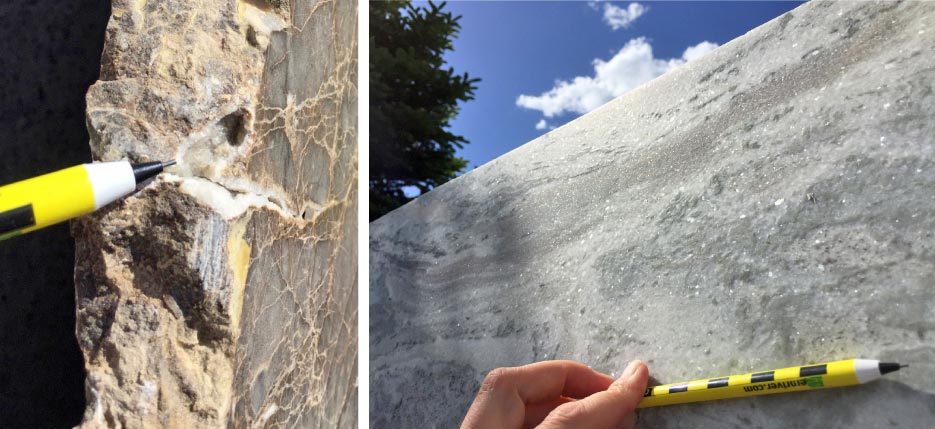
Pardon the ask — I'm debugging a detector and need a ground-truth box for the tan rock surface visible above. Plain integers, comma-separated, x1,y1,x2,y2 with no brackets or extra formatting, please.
74,1,356,427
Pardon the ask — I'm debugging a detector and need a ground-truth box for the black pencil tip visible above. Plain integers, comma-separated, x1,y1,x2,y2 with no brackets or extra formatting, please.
132,160,172,184
879,362,905,375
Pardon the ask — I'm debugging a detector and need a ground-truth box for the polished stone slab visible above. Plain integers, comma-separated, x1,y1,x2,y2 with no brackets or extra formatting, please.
370,1,935,427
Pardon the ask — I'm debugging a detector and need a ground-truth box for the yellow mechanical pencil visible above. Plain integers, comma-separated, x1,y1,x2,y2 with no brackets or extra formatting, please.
638,358,905,408
0,160,175,241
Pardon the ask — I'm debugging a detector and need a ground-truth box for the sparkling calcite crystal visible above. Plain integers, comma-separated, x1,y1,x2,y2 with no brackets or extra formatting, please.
370,1,935,427
74,0,357,427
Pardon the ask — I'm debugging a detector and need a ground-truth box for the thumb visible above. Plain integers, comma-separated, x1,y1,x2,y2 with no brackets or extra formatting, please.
536,360,649,429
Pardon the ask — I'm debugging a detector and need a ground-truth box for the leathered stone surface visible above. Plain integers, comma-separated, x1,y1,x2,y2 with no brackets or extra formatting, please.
73,0,356,428
370,1,935,427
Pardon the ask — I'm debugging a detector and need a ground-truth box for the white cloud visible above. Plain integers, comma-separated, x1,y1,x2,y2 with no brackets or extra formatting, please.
602,2,648,30
682,41,719,62
535,119,549,130
516,38,718,118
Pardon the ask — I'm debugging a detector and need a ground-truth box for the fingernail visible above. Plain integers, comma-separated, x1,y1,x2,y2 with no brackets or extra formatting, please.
623,360,643,377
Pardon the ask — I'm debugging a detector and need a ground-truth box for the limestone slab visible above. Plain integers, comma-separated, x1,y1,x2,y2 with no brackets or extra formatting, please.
74,0,357,427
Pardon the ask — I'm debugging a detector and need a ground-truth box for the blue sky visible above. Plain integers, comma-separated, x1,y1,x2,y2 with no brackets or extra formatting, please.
435,1,805,170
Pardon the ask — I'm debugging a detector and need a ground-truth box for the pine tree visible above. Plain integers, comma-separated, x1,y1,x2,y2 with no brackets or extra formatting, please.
370,0,479,220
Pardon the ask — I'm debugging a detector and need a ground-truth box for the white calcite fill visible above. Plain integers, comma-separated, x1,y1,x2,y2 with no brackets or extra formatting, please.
370,1,935,428
175,176,292,220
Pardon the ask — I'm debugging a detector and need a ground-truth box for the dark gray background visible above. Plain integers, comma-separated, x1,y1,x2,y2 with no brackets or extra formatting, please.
0,1,109,426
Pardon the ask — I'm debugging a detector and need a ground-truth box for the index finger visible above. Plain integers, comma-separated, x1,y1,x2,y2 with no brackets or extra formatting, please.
510,360,615,404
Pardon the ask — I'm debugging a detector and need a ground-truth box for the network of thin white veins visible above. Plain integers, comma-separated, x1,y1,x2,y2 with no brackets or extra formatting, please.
231,3,358,426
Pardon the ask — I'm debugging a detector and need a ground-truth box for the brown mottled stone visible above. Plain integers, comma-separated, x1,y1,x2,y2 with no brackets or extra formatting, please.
74,1,356,428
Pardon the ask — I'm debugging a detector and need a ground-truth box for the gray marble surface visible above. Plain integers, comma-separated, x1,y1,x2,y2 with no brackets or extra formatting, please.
370,1,935,427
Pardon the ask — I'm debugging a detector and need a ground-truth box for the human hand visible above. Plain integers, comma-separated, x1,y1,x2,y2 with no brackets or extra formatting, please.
461,359,649,429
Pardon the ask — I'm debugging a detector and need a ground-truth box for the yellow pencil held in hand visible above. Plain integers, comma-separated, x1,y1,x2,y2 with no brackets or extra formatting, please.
0,160,175,241
638,358,905,408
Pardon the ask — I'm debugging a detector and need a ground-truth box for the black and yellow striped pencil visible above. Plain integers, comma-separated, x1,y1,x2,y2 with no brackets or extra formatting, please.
638,358,905,408
0,160,174,241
